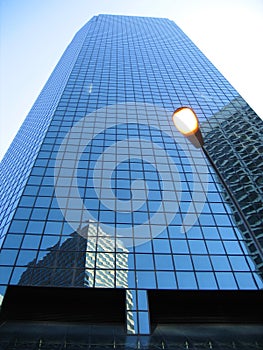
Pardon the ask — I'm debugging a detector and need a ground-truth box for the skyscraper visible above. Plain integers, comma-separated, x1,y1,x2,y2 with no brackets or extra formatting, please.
0,14,262,348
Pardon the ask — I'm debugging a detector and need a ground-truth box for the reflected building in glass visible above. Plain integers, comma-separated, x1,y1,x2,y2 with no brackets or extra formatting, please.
202,96,263,278
0,14,262,348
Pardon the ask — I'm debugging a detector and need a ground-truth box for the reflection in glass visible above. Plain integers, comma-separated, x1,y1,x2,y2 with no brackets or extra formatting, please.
16,220,135,334
202,97,263,280
80,221,135,333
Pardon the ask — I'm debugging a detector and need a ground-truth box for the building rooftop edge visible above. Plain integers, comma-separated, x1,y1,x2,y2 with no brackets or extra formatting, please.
95,13,171,21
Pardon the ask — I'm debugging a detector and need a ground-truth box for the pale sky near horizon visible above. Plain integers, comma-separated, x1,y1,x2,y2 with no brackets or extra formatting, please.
1,0,263,161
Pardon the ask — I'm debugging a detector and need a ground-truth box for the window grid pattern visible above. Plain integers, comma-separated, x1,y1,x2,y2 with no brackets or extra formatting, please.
0,15,262,335
0,18,97,245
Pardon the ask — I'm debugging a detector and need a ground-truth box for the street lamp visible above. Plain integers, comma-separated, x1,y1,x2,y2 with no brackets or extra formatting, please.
172,106,263,261
172,107,204,148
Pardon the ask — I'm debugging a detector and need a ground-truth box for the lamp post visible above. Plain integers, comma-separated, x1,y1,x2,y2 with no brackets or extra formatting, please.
172,106,263,262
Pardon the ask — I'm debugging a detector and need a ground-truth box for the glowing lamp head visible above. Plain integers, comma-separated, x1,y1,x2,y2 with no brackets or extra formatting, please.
172,107,204,148
172,107,199,136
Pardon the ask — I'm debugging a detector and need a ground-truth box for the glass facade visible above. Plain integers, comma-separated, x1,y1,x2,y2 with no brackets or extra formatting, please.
0,14,262,347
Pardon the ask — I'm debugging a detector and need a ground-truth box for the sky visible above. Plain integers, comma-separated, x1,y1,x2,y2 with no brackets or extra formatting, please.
1,0,263,161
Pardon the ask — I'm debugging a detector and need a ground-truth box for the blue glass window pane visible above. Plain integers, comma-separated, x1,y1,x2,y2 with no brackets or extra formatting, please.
189,240,207,254
196,272,217,289
170,239,189,254
128,254,135,269
133,212,148,225
44,222,63,235
137,290,148,310
154,254,173,270
8,220,27,234
36,251,56,267
128,270,136,288
47,209,64,221
0,266,12,283
0,249,18,265
138,312,150,334
116,189,131,200
216,272,237,289
223,241,243,255
31,208,48,220
27,221,45,234
219,227,237,240
177,271,197,289
31,167,45,176
14,208,31,220
229,256,250,271
235,273,257,289
211,256,231,271
186,226,203,239
61,222,74,236
214,214,231,226
23,186,39,195
10,267,29,284
156,228,169,239
39,186,53,196
156,271,177,288
202,227,220,239
16,250,37,266
100,210,116,223
40,235,61,249
134,240,153,253
136,271,156,288
135,254,154,270
173,255,193,270
3,234,23,248
153,239,171,253
199,214,215,226
28,176,42,185
19,196,36,206
206,241,225,254
192,255,212,271
21,235,41,249
35,197,52,207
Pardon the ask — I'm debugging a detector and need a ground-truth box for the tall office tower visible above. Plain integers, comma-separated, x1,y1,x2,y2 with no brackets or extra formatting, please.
0,14,262,348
